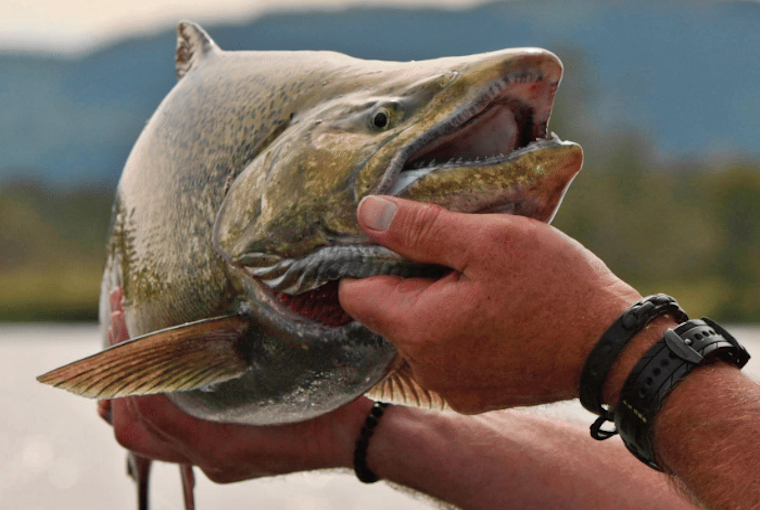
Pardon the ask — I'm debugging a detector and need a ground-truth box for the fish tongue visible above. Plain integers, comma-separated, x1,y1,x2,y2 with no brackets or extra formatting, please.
276,281,353,327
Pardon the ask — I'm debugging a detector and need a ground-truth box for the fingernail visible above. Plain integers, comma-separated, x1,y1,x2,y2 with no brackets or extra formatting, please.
359,196,397,232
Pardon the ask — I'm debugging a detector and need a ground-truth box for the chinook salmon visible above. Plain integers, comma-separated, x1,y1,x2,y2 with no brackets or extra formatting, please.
38,20,582,508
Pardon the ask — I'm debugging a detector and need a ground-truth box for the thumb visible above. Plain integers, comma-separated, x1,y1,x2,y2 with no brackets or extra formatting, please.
356,195,476,271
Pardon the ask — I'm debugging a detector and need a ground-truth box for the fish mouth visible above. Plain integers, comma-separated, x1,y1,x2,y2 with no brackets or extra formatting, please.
383,67,566,203
404,91,545,176
235,64,580,329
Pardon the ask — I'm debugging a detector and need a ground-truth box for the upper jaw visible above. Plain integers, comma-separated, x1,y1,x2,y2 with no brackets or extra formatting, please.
380,63,561,197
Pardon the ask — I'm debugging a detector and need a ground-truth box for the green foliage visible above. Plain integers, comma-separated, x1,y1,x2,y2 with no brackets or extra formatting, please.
0,179,113,321
554,159,760,322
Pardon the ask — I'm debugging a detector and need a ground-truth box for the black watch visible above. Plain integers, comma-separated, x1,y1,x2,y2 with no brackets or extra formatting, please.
614,318,750,470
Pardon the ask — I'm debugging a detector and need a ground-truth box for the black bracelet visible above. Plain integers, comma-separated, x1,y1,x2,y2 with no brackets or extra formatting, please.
353,402,390,483
614,318,750,470
580,294,687,439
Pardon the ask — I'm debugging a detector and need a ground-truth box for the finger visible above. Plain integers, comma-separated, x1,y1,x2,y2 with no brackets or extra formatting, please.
339,275,436,336
111,396,190,464
97,399,113,425
128,394,253,463
129,395,315,481
356,196,488,272
109,287,124,314
108,310,129,346
339,271,467,353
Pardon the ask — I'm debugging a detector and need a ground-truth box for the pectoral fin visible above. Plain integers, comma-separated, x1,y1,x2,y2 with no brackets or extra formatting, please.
37,316,252,399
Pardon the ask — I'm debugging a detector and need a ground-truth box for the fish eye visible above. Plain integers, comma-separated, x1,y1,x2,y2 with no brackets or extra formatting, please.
370,107,391,130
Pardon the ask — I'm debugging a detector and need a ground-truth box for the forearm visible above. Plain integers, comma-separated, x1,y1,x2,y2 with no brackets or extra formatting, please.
654,363,760,510
594,311,760,510
361,406,694,509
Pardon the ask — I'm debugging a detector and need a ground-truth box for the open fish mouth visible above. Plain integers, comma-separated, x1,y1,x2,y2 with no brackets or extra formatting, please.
387,71,555,196
233,64,581,328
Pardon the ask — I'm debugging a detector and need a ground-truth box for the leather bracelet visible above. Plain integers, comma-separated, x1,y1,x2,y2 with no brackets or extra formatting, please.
353,402,390,483
580,294,687,438
614,318,749,470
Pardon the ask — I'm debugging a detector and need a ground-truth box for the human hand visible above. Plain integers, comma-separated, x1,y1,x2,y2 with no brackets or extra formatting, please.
100,286,373,484
339,196,642,413
109,394,373,483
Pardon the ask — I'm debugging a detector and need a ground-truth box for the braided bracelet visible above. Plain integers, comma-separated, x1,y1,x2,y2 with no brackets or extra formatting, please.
353,402,390,483
579,294,687,439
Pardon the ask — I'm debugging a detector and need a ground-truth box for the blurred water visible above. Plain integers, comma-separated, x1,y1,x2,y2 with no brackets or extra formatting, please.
2,322,760,509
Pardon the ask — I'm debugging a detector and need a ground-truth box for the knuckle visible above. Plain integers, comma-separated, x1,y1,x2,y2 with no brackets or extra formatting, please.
401,335,436,365
199,459,248,484
113,421,140,452
407,359,448,394
447,400,474,414
398,202,447,250
201,465,235,484
444,394,480,415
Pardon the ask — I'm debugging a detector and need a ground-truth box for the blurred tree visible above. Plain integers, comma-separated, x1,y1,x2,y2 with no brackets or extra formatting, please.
0,178,113,321
702,167,760,321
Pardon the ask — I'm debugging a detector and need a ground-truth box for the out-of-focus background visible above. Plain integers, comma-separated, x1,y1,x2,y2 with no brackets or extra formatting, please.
2,0,760,322
2,0,759,508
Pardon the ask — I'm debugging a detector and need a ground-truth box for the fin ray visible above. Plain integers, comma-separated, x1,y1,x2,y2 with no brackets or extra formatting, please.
37,316,252,399
367,359,446,410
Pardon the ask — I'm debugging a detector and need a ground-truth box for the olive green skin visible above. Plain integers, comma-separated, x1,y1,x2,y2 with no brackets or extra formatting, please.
99,22,582,424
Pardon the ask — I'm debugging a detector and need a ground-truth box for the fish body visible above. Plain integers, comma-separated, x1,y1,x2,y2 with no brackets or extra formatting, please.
40,22,583,425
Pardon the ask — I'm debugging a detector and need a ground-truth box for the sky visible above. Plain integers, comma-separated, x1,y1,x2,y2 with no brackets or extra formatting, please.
1,0,487,55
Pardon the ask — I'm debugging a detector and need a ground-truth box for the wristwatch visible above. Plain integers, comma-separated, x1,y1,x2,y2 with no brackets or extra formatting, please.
614,318,750,470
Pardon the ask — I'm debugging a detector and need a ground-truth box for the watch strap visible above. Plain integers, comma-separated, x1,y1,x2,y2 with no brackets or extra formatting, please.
614,318,750,470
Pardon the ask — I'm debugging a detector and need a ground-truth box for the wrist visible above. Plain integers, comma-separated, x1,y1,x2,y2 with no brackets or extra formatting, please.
612,318,750,470
357,405,482,505
578,292,688,414
328,398,377,471
571,287,644,398
601,314,682,406
358,405,446,484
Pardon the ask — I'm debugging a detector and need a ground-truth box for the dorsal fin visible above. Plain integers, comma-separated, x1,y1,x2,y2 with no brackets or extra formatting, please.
176,21,218,80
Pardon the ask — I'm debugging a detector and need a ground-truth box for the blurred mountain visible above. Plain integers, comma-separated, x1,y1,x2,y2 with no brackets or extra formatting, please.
2,0,759,185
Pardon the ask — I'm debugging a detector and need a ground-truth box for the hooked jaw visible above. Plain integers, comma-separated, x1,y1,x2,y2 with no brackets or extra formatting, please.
385,51,573,201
